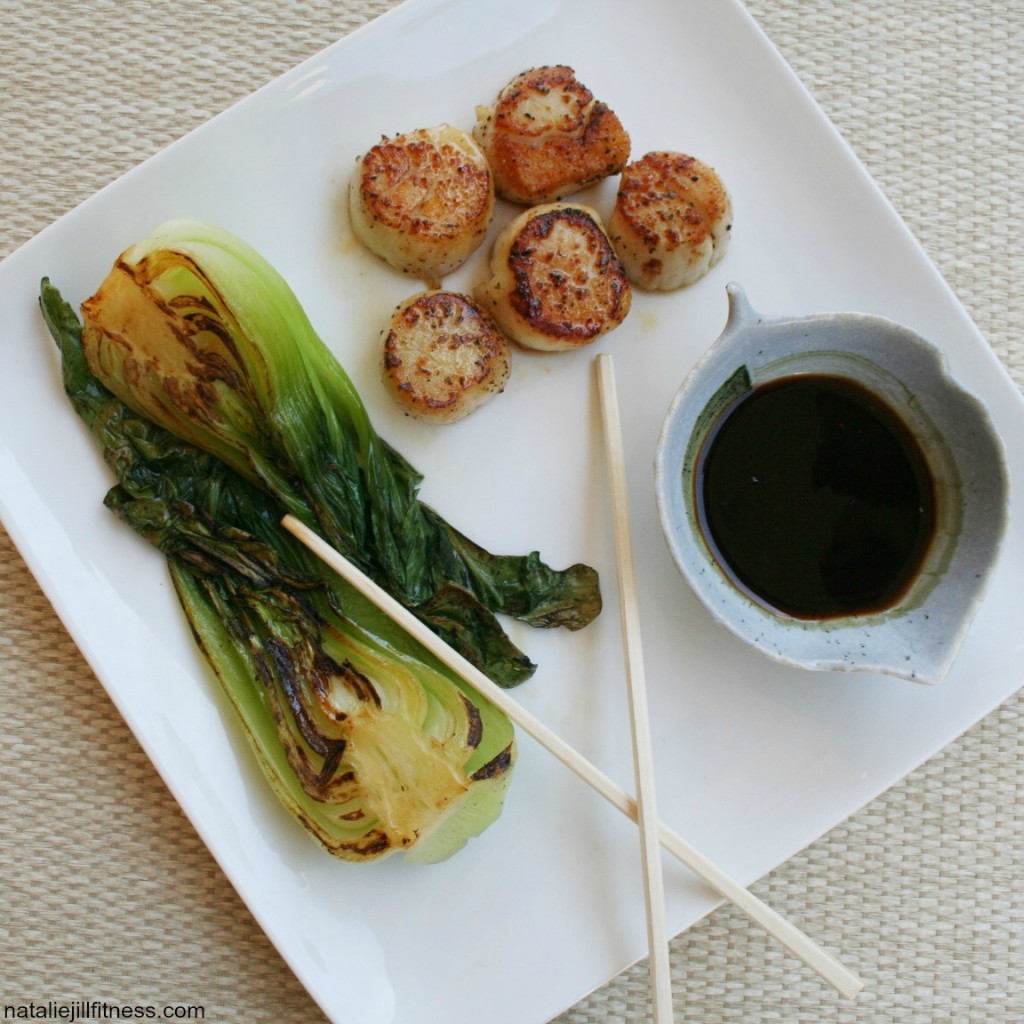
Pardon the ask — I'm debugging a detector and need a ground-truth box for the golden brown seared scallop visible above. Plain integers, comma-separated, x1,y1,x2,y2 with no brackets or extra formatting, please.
473,65,631,205
475,203,632,352
608,151,733,290
381,290,511,423
349,124,495,287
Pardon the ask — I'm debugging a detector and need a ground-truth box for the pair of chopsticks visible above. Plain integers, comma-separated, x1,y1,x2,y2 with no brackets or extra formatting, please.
281,354,863,1015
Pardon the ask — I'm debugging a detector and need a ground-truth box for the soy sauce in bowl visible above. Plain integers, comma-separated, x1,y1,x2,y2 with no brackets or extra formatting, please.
655,283,1009,684
695,373,936,620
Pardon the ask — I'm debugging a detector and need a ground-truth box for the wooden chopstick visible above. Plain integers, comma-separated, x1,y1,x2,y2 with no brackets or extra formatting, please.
596,353,675,1023
281,515,864,1000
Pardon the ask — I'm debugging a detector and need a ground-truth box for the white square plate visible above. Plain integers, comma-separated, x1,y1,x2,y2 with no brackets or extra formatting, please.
1,1,1022,1022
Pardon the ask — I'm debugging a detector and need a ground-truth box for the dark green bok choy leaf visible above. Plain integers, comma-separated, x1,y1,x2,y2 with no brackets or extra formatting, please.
75,218,601,687
41,279,515,863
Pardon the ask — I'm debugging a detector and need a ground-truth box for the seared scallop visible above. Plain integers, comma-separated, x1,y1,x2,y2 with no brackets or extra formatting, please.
475,203,632,352
349,124,495,287
381,290,511,423
608,151,733,290
473,65,631,205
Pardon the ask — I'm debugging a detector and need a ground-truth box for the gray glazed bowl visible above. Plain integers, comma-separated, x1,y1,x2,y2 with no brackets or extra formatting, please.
654,283,1010,684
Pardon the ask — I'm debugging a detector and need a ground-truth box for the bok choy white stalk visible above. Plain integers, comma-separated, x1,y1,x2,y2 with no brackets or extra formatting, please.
40,280,515,862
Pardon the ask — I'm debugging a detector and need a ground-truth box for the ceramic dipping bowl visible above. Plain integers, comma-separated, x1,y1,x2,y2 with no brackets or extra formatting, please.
654,283,1010,684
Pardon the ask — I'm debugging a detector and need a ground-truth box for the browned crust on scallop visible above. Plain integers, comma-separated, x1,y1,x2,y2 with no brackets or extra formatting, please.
356,135,493,240
483,66,630,204
382,291,509,419
506,206,631,343
614,151,731,255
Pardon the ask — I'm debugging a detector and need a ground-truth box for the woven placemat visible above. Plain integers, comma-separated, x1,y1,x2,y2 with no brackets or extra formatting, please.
1,2,1021,1021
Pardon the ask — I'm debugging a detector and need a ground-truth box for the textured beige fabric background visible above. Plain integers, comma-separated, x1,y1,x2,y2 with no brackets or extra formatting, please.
1,1,1021,1022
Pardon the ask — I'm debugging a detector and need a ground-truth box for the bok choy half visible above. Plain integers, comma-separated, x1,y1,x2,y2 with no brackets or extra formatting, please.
41,279,514,863
76,218,601,689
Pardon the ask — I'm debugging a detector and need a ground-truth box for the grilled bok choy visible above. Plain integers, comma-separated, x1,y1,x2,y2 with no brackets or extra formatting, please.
40,280,515,862
76,218,601,688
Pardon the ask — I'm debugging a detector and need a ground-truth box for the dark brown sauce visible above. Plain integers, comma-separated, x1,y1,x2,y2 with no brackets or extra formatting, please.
696,374,936,619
